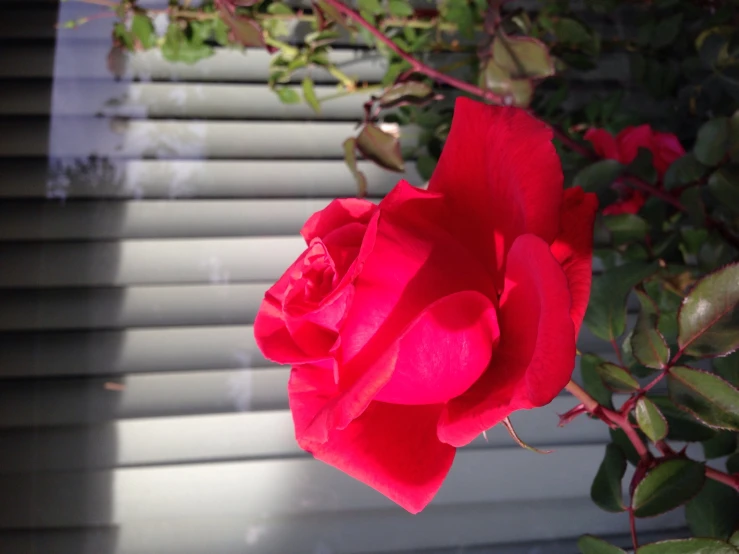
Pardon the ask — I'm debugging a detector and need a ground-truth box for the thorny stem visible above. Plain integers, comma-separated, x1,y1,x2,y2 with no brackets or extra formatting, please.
565,380,739,492
320,0,508,104
629,509,639,553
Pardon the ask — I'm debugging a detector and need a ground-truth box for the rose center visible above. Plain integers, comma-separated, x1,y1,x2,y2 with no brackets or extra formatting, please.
283,239,338,314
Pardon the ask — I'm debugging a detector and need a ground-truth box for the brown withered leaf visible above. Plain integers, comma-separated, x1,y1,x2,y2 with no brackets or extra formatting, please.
343,138,368,197
356,124,405,173
378,81,438,109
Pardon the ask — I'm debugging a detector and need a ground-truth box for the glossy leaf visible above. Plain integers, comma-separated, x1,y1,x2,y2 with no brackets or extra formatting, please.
581,354,614,409
596,362,640,393
492,34,555,80
664,153,708,190
609,428,642,466
585,262,659,341
573,160,623,194
694,117,729,167
678,262,739,358
378,81,435,109
686,480,739,540
702,430,737,459
709,167,739,214
639,539,739,554
342,138,368,198
356,124,405,172
668,366,739,431
301,77,320,114
577,535,627,554
590,443,626,513
479,60,534,107
631,290,670,369
636,397,668,442
631,458,705,517
650,396,717,442
714,351,739,387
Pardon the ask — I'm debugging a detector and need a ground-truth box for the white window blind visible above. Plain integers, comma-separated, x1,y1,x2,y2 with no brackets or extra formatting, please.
0,1,686,552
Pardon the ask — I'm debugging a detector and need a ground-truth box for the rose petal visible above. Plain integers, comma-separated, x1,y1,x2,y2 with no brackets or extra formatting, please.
602,191,645,216
437,234,576,447
428,98,563,284
550,187,598,334
584,128,620,161
616,125,652,165
301,198,378,243
289,364,455,514
374,290,500,405
651,131,685,176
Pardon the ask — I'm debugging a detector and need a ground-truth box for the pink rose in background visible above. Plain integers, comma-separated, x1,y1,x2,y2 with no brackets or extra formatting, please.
585,125,685,215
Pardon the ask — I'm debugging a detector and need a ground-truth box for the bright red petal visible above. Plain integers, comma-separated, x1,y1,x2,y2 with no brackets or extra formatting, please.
437,234,576,447
584,128,620,161
550,187,598,334
289,365,455,514
301,198,378,243
428,98,563,284
616,125,652,165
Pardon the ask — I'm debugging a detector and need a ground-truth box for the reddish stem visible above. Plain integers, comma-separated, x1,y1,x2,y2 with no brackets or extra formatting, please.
629,509,639,552
706,467,739,492
320,0,507,103
610,339,624,365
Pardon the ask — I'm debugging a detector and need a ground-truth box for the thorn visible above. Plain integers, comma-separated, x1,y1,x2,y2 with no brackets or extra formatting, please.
482,430,488,442
558,403,587,427
502,417,553,454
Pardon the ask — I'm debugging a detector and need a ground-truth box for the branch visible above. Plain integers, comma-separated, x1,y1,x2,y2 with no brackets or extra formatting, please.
319,0,508,104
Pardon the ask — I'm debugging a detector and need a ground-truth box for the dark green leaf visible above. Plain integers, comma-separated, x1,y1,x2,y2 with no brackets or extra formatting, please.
609,428,642,465
581,354,614,409
492,34,555,80
651,13,683,50
131,13,157,49
694,117,729,167
596,362,640,393
664,153,708,190
342,138,368,198
702,430,737,459
378,81,435,109
714,351,739,387
639,538,738,554
356,124,405,173
628,148,657,184
709,167,739,214
275,87,300,104
574,159,623,195
668,366,739,431
650,396,717,442
728,452,739,474
554,18,592,47
585,262,659,341
678,262,739,358
301,77,320,114
680,187,706,227
577,535,627,554
416,155,437,182
591,443,627,512
631,290,670,369
730,531,739,547
442,0,474,39
632,458,705,517
686,480,739,540
636,397,668,442
603,214,649,245
358,0,383,15
387,0,414,17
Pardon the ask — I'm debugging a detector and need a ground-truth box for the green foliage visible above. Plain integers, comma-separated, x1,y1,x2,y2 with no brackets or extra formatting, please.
590,443,626,512
635,397,668,442
631,289,670,369
595,362,640,393
639,539,739,554
578,535,627,554
686,480,739,540
668,366,739,431
631,458,706,517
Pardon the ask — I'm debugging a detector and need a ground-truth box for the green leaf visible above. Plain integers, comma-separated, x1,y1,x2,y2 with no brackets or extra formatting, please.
554,18,592,47
651,13,683,49
577,535,627,554
663,153,708,190
492,34,555,80
415,155,437,182
702,430,737,459
585,262,659,341
275,87,300,104
635,397,668,442
631,290,670,369
574,159,623,195
301,77,320,114
442,0,474,39
596,362,640,393
730,531,739,548
668,366,739,431
387,0,414,17
709,167,739,214
113,22,134,50
639,538,739,554
603,214,649,245
650,396,717,442
609,428,642,465
378,81,435,109
131,13,157,49
714,351,739,387
678,262,739,358
161,24,214,64
590,443,626,512
358,0,383,15
581,354,614,409
356,124,405,173
479,60,534,107
632,458,705,517
686,479,739,540
342,138,368,198
628,148,657,184
728,452,739,474
694,117,729,167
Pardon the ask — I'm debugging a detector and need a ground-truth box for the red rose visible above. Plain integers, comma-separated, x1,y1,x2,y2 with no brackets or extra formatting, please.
584,125,685,215
255,98,598,513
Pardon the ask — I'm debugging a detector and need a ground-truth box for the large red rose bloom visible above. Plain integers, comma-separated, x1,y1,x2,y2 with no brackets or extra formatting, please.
254,98,598,513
